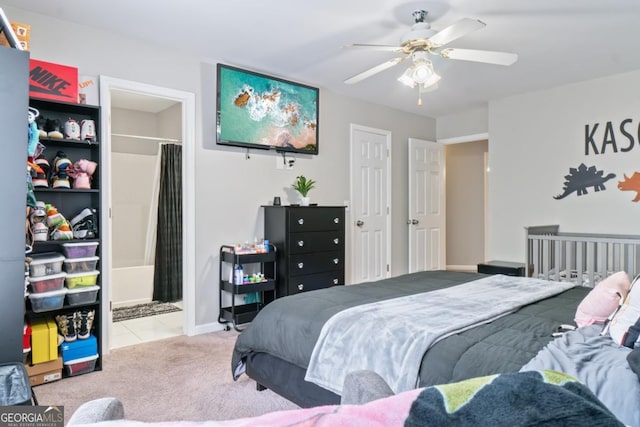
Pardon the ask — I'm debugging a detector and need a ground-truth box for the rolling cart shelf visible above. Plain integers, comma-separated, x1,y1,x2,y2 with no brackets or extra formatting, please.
218,245,276,331
220,303,262,326
221,279,276,294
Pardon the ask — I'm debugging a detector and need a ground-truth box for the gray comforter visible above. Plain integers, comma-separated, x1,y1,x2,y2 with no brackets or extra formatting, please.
232,270,589,390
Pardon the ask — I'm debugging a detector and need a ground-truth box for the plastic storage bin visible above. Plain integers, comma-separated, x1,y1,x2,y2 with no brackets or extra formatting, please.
65,271,100,289
61,242,99,259
66,285,100,306
63,354,98,376
28,252,65,277
27,272,66,293
63,256,99,274
28,288,67,313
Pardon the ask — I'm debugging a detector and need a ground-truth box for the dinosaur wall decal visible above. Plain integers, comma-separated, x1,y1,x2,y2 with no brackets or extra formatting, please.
618,172,640,202
554,163,616,200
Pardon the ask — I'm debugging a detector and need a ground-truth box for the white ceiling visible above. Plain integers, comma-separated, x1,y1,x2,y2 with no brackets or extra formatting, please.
5,0,640,118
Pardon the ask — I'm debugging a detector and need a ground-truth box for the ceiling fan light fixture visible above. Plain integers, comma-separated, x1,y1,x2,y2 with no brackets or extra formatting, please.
398,67,416,87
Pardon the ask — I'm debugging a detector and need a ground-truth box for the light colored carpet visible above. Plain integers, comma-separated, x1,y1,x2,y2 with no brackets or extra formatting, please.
32,331,299,424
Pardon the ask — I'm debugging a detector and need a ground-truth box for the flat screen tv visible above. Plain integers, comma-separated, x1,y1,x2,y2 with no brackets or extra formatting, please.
216,63,319,155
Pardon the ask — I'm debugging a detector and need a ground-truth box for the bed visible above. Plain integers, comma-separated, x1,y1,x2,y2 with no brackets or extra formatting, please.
232,228,640,426
232,271,588,405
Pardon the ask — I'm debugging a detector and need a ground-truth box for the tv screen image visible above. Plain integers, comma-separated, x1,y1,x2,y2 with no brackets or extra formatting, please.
216,63,319,155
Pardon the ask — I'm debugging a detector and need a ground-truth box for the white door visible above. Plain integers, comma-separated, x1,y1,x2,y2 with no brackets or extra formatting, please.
350,125,391,284
408,138,445,272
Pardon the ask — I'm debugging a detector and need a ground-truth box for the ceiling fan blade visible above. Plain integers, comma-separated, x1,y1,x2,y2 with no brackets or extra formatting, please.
439,48,518,66
343,43,403,52
428,18,486,47
344,57,405,84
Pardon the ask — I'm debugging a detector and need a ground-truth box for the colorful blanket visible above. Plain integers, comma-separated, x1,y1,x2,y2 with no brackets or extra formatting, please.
78,370,623,427
305,275,574,394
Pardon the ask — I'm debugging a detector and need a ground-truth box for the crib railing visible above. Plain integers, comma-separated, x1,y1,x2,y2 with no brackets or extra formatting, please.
525,225,640,287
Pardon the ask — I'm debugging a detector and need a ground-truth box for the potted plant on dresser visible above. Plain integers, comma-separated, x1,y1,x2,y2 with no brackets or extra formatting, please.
292,175,316,206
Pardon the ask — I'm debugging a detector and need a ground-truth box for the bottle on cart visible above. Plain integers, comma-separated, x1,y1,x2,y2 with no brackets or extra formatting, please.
234,265,244,285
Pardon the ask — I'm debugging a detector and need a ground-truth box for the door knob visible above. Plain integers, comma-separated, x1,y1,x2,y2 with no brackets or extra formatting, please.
356,220,364,227
408,219,419,225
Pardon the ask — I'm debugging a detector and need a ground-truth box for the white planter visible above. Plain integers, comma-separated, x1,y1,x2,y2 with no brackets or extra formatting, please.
300,196,310,206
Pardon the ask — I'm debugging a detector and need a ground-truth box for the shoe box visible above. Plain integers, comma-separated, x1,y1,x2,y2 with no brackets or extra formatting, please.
24,357,63,387
30,318,58,364
61,334,97,363
29,59,78,103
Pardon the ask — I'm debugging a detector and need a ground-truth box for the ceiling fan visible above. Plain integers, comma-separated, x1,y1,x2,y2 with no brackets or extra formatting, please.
344,10,518,102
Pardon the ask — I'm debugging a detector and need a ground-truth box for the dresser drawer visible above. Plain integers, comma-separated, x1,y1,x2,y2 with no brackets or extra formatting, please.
288,251,343,276
288,271,344,294
288,231,343,254
288,207,344,232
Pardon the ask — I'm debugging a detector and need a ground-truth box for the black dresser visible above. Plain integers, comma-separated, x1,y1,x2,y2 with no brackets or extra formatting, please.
264,206,346,298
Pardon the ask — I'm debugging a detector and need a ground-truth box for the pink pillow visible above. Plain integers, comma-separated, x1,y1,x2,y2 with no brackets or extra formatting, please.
574,271,630,327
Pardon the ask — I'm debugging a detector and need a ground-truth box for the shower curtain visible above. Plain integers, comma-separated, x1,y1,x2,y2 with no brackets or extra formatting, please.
153,144,182,302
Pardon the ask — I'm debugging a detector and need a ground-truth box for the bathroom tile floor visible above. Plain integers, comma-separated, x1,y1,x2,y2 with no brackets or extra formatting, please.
110,301,183,349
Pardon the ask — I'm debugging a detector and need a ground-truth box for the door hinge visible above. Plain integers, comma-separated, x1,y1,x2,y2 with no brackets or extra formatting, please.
387,264,390,272
109,301,112,312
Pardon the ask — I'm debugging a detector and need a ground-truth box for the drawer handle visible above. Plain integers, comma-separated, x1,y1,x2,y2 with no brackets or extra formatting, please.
333,278,339,284
334,217,340,224
298,262,304,269
333,238,339,245
298,218,304,225
333,258,339,264
298,284,304,291
297,240,304,247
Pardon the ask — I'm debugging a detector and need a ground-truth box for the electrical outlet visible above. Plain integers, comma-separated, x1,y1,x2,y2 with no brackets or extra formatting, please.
276,155,295,170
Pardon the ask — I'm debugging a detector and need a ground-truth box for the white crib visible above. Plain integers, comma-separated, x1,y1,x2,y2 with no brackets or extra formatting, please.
525,225,640,287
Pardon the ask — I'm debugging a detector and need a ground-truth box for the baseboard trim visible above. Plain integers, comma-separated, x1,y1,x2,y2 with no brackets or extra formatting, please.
446,265,477,272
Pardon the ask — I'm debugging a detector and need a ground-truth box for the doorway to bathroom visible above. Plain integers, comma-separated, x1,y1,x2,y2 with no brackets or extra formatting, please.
99,77,196,352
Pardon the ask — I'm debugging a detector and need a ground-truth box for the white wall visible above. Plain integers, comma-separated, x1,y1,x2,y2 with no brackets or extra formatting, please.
436,106,488,141
8,6,436,330
488,69,640,262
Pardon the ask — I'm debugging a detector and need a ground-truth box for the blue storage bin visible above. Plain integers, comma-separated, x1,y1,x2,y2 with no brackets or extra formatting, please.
61,334,97,362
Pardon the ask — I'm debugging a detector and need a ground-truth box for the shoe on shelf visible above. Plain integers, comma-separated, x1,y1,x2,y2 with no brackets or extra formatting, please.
64,118,80,140
45,118,63,139
51,151,72,188
80,119,96,142
51,220,73,241
51,171,71,189
32,155,50,188
55,313,79,343
70,207,98,239
36,116,47,139
74,159,98,176
30,201,48,242
45,203,65,228
78,309,95,340
52,151,72,174
67,170,90,189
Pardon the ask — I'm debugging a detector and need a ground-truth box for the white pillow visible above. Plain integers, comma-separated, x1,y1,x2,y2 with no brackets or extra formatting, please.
607,273,640,348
